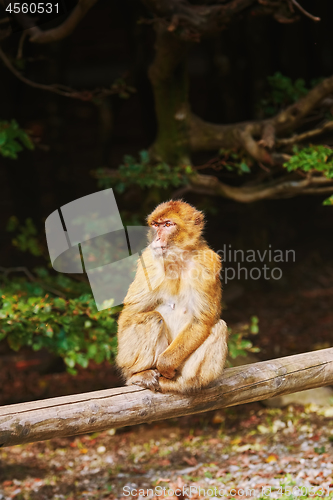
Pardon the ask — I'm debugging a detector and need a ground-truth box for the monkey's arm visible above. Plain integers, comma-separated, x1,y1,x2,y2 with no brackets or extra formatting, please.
157,250,222,379
121,248,159,313
156,320,214,379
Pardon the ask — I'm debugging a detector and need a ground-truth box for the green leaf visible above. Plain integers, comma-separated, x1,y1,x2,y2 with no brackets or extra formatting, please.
64,356,76,368
139,150,150,164
323,195,333,206
0,119,34,159
0,130,7,146
250,316,259,334
240,162,251,173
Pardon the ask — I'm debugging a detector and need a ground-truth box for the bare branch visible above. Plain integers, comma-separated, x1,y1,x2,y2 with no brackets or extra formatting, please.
17,31,27,59
290,0,320,22
238,127,274,164
142,0,258,35
0,45,89,98
27,0,99,44
141,0,307,37
307,173,333,185
186,172,333,202
301,186,333,195
259,122,275,149
273,76,333,134
277,121,333,146
188,74,333,158
0,46,133,100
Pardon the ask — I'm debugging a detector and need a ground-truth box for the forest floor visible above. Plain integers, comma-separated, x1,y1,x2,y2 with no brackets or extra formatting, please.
1,402,333,500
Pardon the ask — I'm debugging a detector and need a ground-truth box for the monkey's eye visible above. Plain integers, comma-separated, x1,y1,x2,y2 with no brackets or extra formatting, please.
164,222,172,227
151,222,158,227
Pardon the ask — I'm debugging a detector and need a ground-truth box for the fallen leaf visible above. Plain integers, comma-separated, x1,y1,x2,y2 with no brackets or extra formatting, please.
159,459,171,466
266,454,278,463
183,456,197,466
156,478,171,485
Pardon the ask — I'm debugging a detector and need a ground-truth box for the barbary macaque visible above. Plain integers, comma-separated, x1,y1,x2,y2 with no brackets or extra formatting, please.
116,200,228,393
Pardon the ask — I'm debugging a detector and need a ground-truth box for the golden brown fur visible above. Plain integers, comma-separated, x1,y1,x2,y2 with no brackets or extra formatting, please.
116,200,228,393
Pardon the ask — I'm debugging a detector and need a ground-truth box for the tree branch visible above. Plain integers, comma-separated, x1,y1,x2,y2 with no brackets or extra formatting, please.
290,0,320,22
272,76,333,133
259,122,275,149
25,0,99,44
0,46,133,100
188,75,333,156
238,127,273,164
141,0,301,37
276,121,333,146
186,172,333,202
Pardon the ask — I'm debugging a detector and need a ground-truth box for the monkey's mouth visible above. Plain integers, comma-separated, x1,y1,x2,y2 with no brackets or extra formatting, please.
152,244,167,254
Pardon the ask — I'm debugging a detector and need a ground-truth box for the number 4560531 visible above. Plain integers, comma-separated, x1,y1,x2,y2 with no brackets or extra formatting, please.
6,3,59,14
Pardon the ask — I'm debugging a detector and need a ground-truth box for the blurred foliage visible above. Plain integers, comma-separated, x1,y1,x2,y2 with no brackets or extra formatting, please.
228,316,260,361
0,270,119,374
3,217,120,373
7,216,44,257
0,119,34,159
95,150,193,193
109,78,136,99
323,195,333,206
259,72,322,116
218,148,252,174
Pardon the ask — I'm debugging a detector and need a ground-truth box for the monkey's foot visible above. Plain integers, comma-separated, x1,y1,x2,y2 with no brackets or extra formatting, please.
127,369,161,392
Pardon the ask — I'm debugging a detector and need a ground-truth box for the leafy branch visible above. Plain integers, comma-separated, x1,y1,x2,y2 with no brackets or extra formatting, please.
0,119,34,159
0,274,119,374
94,150,194,193
259,72,319,117
228,316,260,362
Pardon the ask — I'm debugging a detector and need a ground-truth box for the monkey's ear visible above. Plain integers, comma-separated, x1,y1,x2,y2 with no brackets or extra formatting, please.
194,213,204,225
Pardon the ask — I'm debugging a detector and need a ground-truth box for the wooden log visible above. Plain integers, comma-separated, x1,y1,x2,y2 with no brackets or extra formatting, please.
1,348,333,447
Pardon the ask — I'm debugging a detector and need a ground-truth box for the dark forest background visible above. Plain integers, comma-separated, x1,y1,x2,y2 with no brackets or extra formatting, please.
1,0,333,263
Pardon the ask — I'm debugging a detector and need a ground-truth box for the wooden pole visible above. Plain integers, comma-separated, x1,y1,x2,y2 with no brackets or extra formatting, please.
1,348,333,447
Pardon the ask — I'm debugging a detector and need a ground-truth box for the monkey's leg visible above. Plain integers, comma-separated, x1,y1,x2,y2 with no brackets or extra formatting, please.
117,311,169,390
158,319,228,394
127,368,161,391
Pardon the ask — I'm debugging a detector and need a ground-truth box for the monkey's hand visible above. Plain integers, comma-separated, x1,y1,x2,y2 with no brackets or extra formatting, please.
156,353,176,379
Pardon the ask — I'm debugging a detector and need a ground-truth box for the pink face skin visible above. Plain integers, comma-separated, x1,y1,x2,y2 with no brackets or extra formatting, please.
150,219,177,254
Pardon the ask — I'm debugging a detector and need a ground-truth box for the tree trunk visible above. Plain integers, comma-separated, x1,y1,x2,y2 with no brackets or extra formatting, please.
148,26,191,165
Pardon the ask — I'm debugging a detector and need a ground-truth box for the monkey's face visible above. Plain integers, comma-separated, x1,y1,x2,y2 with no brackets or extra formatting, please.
149,219,177,256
